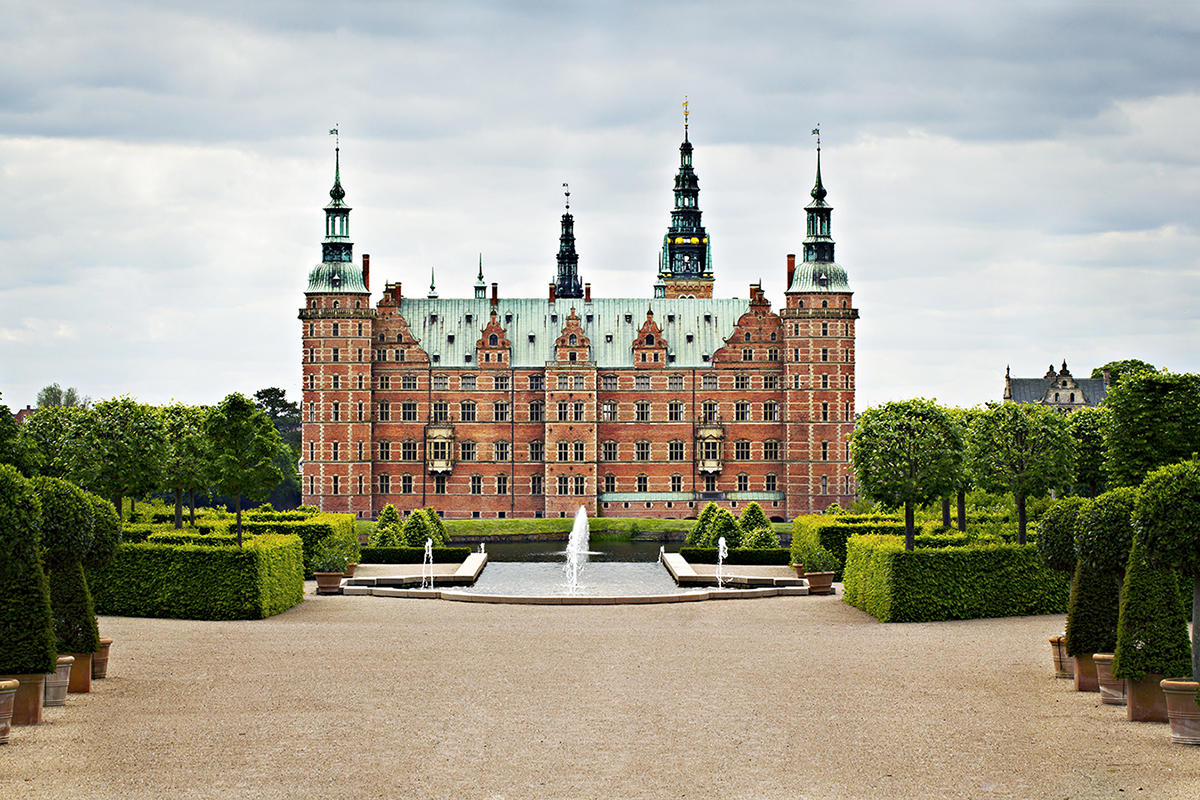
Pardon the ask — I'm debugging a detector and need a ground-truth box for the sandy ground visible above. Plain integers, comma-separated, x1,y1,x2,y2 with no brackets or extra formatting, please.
3,577,1198,800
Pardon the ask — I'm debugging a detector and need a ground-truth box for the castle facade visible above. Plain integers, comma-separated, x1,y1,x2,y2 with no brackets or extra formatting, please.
299,129,858,521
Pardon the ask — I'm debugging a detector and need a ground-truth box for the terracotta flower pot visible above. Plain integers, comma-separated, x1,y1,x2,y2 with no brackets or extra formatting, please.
43,655,74,707
63,652,92,693
314,572,344,595
343,563,358,579
0,674,46,725
1073,653,1099,692
92,638,113,680
1160,679,1200,745
793,563,805,579
0,679,18,743
1127,672,1169,722
1050,635,1073,679
1093,654,1126,706
804,571,836,595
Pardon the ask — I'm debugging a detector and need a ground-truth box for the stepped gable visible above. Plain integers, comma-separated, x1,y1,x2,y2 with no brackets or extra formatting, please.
712,284,782,366
553,307,591,363
475,309,512,368
374,283,429,364
631,307,669,368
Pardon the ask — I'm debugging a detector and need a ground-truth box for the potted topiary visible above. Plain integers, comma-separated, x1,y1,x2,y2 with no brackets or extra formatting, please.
1123,455,1200,738
792,541,840,595
1037,497,1087,679
1074,487,1138,705
0,465,57,725
311,534,354,594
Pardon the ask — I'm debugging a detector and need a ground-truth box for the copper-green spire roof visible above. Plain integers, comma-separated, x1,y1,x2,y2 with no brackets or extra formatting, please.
811,147,827,202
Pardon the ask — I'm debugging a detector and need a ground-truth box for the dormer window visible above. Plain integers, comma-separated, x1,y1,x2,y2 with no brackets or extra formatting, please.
569,334,577,346
489,334,498,346
605,334,613,343
528,334,536,343
625,315,633,324
465,314,473,324
447,334,455,343
686,334,694,343
646,335,654,345
505,314,512,324
667,315,675,323
551,314,558,323
704,314,711,323
430,314,438,323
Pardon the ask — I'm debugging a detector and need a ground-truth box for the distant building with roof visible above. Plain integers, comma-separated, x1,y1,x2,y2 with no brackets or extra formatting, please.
299,121,858,521
1003,360,1110,414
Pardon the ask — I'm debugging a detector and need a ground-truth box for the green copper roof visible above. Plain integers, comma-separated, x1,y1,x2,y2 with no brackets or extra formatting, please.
306,261,367,293
787,261,851,293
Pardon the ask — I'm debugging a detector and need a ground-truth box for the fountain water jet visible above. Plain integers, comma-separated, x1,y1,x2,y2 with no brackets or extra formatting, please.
563,506,590,595
716,536,728,589
421,538,434,590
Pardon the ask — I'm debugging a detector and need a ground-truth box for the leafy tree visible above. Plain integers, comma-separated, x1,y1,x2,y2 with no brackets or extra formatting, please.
945,407,979,531
32,476,101,656
254,388,302,451
850,398,963,549
1064,560,1120,658
37,382,91,409
738,502,770,534
0,464,57,675
205,393,285,544
1090,359,1156,387
377,504,401,529
1036,496,1087,573
424,507,449,545
400,509,433,547
740,526,780,549
967,402,1075,545
1134,457,1200,679
19,405,86,478
1111,535,1192,683
1068,406,1110,497
1074,487,1137,579
687,502,719,546
161,403,210,529
702,507,742,549
70,398,168,519
1104,371,1200,488
0,396,33,476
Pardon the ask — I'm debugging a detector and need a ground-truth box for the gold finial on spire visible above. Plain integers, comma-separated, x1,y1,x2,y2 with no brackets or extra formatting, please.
683,95,689,132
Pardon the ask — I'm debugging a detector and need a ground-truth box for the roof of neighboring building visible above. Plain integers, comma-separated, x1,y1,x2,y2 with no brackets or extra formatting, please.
1006,377,1109,406
391,296,756,369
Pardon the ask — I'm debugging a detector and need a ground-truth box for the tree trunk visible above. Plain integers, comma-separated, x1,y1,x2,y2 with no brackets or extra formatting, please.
189,489,196,526
113,495,123,522
1193,574,1199,681
957,490,967,532
174,488,183,530
941,497,951,529
130,496,136,516
1016,494,1027,545
905,501,915,551
236,493,243,547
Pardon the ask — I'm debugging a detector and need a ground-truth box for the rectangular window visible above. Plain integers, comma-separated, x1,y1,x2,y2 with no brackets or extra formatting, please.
735,440,751,460
379,441,391,461
671,474,682,491
332,348,340,362
402,441,417,461
401,402,416,421
402,374,417,390
558,401,570,421
602,441,617,461
635,374,650,390
490,374,507,391
557,375,571,390
331,442,340,461
461,374,476,391
573,402,584,421
433,374,448,390
764,440,780,460
557,475,569,495
765,474,777,491
821,348,829,362
461,402,476,422
573,475,585,495
495,441,510,461
471,475,483,495
357,348,363,362
636,441,650,461
357,402,364,421
702,440,719,460
602,401,617,421
401,474,413,494
822,441,830,461
668,402,683,422
637,475,648,492
821,402,829,422
460,441,476,461
669,441,684,460
636,402,650,422
531,474,543,495
529,374,544,391
529,440,544,461
332,475,339,494
669,374,683,391
379,474,390,494
431,441,449,460
493,402,510,422
332,375,340,390
602,374,618,391
703,374,718,390
574,375,584,390
432,402,448,422
737,473,749,492
821,475,828,495
763,402,779,421
735,402,749,422
530,401,544,422
763,375,778,390
604,474,616,492
496,474,508,495
703,401,718,422
742,348,753,361
574,441,585,462
704,474,717,492
434,475,447,494
558,441,570,461
767,348,779,361
735,374,749,390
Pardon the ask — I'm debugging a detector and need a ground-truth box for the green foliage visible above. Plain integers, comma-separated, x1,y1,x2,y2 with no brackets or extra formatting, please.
369,521,402,547
1069,406,1110,495
791,540,840,573
20,405,85,478
32,475,94,565
1112,536,1192,681
148,531,239,546
1135,458,1200,576
1036,496,1086,573
377,504,401,528
739,502,770,534
687,502,720,546
310,534,356,573
1090,359,1156,387
240,514,356,579
424,507,449,545
46,559,100,654
0,464,57,674
850,398,964,548
253,388,301,452
161,403,210,526
359,546,474,564
739,525,780,550
677,547,791,565
793,515,906,580
71,397,168,515
842,535,1070,623
967,402,1076,544
1105,371,1200,488
701,507,742,548
83,492,121,570
401,509,434,547
88,535,304,620
205,393,285,541
1074,487,1137,575
1064,561,1121,657
37,383,90,409
0,399,33,476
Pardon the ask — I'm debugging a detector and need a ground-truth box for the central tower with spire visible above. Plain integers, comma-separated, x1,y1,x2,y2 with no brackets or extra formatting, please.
656,98,714,299
554,183,584,299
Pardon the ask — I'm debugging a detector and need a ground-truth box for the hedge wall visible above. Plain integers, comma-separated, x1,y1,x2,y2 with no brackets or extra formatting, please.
240,513,355,578
678,547,792,565
147,531,239,547
359,546,473,564
842,535,1070,622
88,535,304,620
793,518,907,580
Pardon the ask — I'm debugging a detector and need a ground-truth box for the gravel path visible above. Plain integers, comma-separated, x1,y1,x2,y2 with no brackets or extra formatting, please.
3,584,1197,799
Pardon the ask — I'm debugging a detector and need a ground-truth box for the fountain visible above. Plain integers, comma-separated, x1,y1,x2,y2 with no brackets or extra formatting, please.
716,536,728,589
563,506,590,595
421,538,434,590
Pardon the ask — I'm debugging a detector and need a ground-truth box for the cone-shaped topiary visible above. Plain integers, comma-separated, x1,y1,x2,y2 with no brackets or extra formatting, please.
687,502,719,547
401,509,434,547
1037,496,1087,573
0,464,57,675
376,504,401,530
1075,487,1138,577
740,525,780,550
32,476,93,566
1064,560,1121,657
1112,535,1192,681
424,507,449,545
46,559,100,655
739,502,770,535
702,507,742,549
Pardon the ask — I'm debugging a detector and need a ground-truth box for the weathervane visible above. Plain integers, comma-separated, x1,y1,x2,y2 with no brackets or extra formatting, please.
812,124,820,149
563,182,570,210
329,125,339,148
683,95,689,135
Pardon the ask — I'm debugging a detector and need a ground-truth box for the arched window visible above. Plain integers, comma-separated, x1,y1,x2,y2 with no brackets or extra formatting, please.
569,334,577,346
489,334,498,346
645,335,654,345
333,301,340,309
821,300,828,308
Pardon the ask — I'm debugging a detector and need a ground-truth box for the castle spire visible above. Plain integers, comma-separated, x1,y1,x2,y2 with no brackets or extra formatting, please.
321,137,352,264
428,266,438,299
554,183,583,299
803,129,834,264
474,254,487,299
657,101,713,299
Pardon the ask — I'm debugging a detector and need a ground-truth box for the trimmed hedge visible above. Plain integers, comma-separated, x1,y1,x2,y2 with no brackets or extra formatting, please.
147,531,239,547
1112,536,1192,681
1063,561,1121,657
88,535,304,620
46,559,100,654
678,547,791,565
241,513,356,578
793,517,958,580
359,546,473,564
0,465,56,675
842,535,1070,622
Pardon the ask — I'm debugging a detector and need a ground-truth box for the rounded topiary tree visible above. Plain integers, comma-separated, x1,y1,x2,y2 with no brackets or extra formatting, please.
83,492,121,571
702,508,742,549
33,476,101,658
1111,535,1191,685
687,502,720,547
739,526,780,550
0,464,56,677
1065,489,1138,663
1133,457,1200,680
1075,487,1138,579
1064,559,1120,659
1036,496,1086,574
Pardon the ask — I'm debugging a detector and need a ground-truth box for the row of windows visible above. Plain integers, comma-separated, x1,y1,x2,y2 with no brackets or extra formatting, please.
303,371,847,394
787,322,851,337
310,473,785,496
329,438,791,463
307,322,367,338
789,347,852,363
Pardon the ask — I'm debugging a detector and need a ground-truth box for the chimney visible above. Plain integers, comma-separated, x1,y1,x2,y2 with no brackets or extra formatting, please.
548,283,556,302
491,282,498,306
786,254,796,290
362,254,370,291
584,283,591,303
1102,368,1112,387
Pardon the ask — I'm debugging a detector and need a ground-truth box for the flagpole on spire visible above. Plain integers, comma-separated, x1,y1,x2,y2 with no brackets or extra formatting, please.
563,182,570,211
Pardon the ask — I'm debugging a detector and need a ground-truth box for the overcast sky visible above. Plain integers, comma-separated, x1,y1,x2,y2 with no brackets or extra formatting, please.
2,0,1197,412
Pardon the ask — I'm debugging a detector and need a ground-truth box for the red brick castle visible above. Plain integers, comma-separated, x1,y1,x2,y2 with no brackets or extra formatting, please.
300,127,858,520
